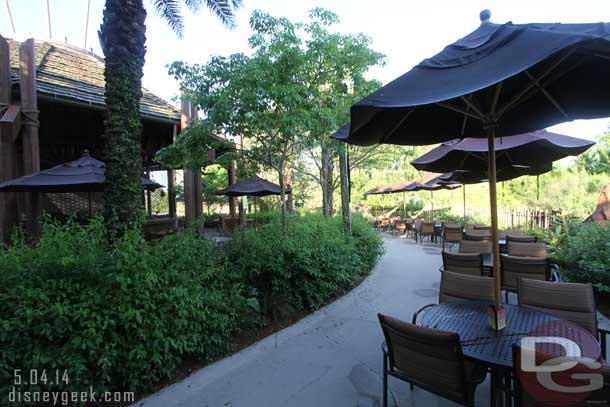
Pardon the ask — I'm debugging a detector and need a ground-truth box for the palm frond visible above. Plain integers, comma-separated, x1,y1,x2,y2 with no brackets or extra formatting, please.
151,0,185,36
204,0,243,28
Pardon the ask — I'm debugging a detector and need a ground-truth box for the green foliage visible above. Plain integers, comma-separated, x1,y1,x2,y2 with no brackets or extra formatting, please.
225,213,383,317
156,123,235,170
531,215,581,257
0,219,249,401
576,131,610,175
555,222,610,293
168,8,385,224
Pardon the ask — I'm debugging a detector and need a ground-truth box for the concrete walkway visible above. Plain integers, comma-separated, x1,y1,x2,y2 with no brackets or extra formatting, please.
134,235,485,407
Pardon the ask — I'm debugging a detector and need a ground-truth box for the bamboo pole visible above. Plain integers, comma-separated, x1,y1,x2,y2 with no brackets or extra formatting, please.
487,127,502,311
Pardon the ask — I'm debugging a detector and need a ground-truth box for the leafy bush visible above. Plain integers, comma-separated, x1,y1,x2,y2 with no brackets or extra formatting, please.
555,222,610,292
225,212,383,317
0,219,250,402
531,214,581,257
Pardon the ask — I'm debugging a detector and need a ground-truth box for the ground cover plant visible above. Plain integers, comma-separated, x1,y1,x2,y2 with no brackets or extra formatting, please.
0,213,382,403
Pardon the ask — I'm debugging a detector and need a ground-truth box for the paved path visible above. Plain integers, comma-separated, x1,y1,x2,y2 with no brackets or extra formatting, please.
134,235,492,406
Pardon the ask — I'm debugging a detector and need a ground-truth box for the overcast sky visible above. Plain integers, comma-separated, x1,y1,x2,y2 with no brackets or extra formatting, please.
2,0,609,140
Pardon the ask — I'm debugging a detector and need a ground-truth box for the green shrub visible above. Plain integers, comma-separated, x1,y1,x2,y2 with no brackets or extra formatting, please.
225,212,383,317
0,219,250,402
555,222,610,293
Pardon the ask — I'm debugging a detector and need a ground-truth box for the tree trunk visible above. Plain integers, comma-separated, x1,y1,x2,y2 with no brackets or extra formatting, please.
285,163,294,213
99,0,146,233
320,145,334,217
278,168,287,230
339,143,351,234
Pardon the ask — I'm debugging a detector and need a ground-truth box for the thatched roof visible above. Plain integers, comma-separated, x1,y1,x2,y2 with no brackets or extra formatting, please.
8,38,179,122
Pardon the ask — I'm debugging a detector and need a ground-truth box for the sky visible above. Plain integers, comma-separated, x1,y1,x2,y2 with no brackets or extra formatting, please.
1,0,609,141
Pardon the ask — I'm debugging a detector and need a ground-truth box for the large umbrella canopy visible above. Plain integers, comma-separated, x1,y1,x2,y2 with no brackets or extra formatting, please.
215,176,290,197
0,151,161,192
412,130,594,173
438,163,553,184
334,11,610,315
400,173,461,192
334,15,610,145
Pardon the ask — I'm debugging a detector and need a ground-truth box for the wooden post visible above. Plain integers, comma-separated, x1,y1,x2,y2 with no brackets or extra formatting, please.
190,104,203,225
0,35,17,242
167,124,177,219
181,95,195,225
339,143,351,233
145,170,152,216
19,38,40,237
228,160,236,217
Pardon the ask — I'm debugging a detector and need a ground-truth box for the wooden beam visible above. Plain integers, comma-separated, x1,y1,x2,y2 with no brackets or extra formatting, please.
0,34,17,242
0,104,22,141
19,38,40,237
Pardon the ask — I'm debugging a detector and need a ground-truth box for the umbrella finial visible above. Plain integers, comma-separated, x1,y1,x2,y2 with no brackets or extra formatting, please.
480,9,492,24
82,149,91,157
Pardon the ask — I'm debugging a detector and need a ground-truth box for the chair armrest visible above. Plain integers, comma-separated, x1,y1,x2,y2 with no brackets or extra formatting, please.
599,328,609,361
412,303,436,324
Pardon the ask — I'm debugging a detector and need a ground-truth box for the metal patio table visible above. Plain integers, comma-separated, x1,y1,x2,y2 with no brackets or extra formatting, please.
420,301,601,406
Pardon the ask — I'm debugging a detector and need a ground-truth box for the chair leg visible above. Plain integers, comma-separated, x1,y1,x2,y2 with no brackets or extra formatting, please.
383,356,388,407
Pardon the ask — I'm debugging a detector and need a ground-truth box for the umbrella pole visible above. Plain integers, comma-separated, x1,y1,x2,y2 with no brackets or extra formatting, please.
403,192,406,218
487,127,503,318
463,185,466,223
430,190,433,221
88,191,93,219
537,174,540,201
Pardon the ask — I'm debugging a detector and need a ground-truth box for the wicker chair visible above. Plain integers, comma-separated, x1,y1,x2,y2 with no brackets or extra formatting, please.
419,221,436,243
393,220,407,236
378,314,486,407
459,240,492,254
507,242,548,258
380,217,391,232
442,224,463,251
512,346,610,406
405,217,415,238
442,251,485,276
463,230,492,241
506,234,537,244
518,278,609,358
412,271,495,324
473,224,491,231
466,223,486,230
500,255,551,302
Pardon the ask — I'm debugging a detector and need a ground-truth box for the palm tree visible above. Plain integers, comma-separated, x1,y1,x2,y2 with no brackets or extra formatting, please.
99,0,241,232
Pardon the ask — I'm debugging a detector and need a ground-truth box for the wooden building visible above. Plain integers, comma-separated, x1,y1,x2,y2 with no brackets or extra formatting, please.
0,36,206,240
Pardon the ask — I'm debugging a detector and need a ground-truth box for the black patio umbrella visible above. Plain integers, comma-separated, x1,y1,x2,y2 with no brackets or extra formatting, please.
0,150,162,218
0,151,162,193
364,180,416,217
215,176,290,197
215,176,290,219
333,11,610,317
411,130,594,173
437,163,553,221
399,173,461,219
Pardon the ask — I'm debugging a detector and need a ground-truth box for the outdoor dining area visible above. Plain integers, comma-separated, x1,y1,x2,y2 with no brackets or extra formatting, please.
332,11,610,407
